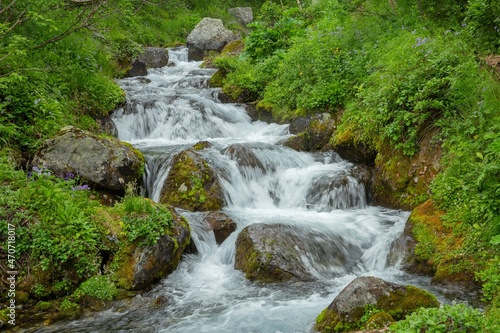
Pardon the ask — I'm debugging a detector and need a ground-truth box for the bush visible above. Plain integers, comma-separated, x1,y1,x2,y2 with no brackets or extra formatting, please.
389,303,485,333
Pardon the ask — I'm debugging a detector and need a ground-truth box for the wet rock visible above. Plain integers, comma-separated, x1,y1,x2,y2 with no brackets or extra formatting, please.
187,18,240,61
32,126,144,194
281,113,336,152
160,149,225,211
113,208,191,290
235,224,316,282
203,211,237,244
228,7,253,27
224,144,266,172
333,141,377,165
126,59,148,77
138,47,169,68
315,276,439,333
235,223,362,283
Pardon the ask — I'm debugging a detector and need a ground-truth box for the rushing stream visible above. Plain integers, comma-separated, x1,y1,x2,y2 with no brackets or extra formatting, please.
28,47,469,333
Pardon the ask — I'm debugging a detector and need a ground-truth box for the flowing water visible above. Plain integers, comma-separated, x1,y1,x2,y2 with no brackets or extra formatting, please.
28,47,470,333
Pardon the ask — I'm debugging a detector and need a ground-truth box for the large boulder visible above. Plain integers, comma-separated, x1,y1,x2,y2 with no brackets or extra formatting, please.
186,18,240,61
234,224,363,283
126,59,148,77
32,126,144,193
138,47,168,68
228,7,253,27
235,223,315,282
160,149,225,211
315,276,439,333
112,207,191,290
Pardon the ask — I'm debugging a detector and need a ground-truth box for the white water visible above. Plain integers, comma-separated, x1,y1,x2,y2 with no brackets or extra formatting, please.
29,47,452,333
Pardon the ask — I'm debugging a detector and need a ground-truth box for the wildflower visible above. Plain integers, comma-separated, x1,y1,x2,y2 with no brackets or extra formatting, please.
72,184,90,191
64,172,75,180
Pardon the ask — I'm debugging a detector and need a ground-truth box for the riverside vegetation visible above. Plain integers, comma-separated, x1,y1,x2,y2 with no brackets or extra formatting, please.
1,0,499,331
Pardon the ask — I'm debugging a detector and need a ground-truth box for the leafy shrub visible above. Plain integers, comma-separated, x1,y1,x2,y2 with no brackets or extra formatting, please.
74,276,118,301
119,195,174,246
389,303,485,333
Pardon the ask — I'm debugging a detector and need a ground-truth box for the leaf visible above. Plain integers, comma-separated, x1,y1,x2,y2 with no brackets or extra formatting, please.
476,152,484,160
490,234,500,245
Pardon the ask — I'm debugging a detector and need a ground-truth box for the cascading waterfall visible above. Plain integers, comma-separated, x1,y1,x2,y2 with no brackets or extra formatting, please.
30,47,436,333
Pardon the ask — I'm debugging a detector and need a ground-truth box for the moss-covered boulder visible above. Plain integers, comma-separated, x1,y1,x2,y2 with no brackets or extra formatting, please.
160,149,225,211
281,113,336,152
315,276,439,333
112,207,191,290
32,126,144,194
395,200,479,289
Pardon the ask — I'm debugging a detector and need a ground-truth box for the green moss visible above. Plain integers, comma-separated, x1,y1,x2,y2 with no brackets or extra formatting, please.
35,301,52,311
365,312,394,330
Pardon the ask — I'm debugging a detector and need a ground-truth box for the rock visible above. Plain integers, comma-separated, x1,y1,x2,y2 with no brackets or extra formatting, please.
235,223,316,282
315,276,439,333
32,126,144,193
186,18,240,61
138,47,168,68
372,127,442,210
228,7,253,26
223,144,266,172
281,113,336,152
113,207,191,290
160,149,225,211
235,224,365,283
203,211,237,244
126,59,148,77
393,200,480,290
333,141,377,165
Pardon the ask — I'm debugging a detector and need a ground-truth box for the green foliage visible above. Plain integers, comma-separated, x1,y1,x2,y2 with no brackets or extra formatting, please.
74,275,118,301
118,194,174,246
389,303,486,333
0,155,103,279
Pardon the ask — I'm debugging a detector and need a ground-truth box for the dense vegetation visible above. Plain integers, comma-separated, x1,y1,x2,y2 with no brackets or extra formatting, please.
1,0,499,330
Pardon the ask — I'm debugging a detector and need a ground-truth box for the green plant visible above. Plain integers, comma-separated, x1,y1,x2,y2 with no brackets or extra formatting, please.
119,195,174,246
74,275,118,301
389,303,485,333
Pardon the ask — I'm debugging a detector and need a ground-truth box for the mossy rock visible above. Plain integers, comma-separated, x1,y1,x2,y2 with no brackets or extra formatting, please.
365,312,395,330
315,276,439,333
160,149,225,211
398,200,479,289
112,207,191,290
371,127,442,210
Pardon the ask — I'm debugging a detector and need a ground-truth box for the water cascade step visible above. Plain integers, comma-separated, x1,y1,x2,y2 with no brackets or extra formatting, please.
32,47,416,333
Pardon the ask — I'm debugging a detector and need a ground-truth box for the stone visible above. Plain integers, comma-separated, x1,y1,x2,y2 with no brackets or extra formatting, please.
160,149,225,211
228,7,253,26
203,211,237,244
186,18,240,61
32,126,144,193
281,113,336,152
315,276,439,333
126,59,147,77
112,207,191,290
138,47,168,68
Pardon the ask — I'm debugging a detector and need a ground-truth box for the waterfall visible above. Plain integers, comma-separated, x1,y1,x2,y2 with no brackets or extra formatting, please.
30,47,414,333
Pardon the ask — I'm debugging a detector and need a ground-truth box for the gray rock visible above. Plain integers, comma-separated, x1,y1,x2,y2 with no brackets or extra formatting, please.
315,276,439,332
228,7,253,26
187,18,240,61
138,47,169,68
281,113,336,151
32,126,144,193
126,60,148,77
